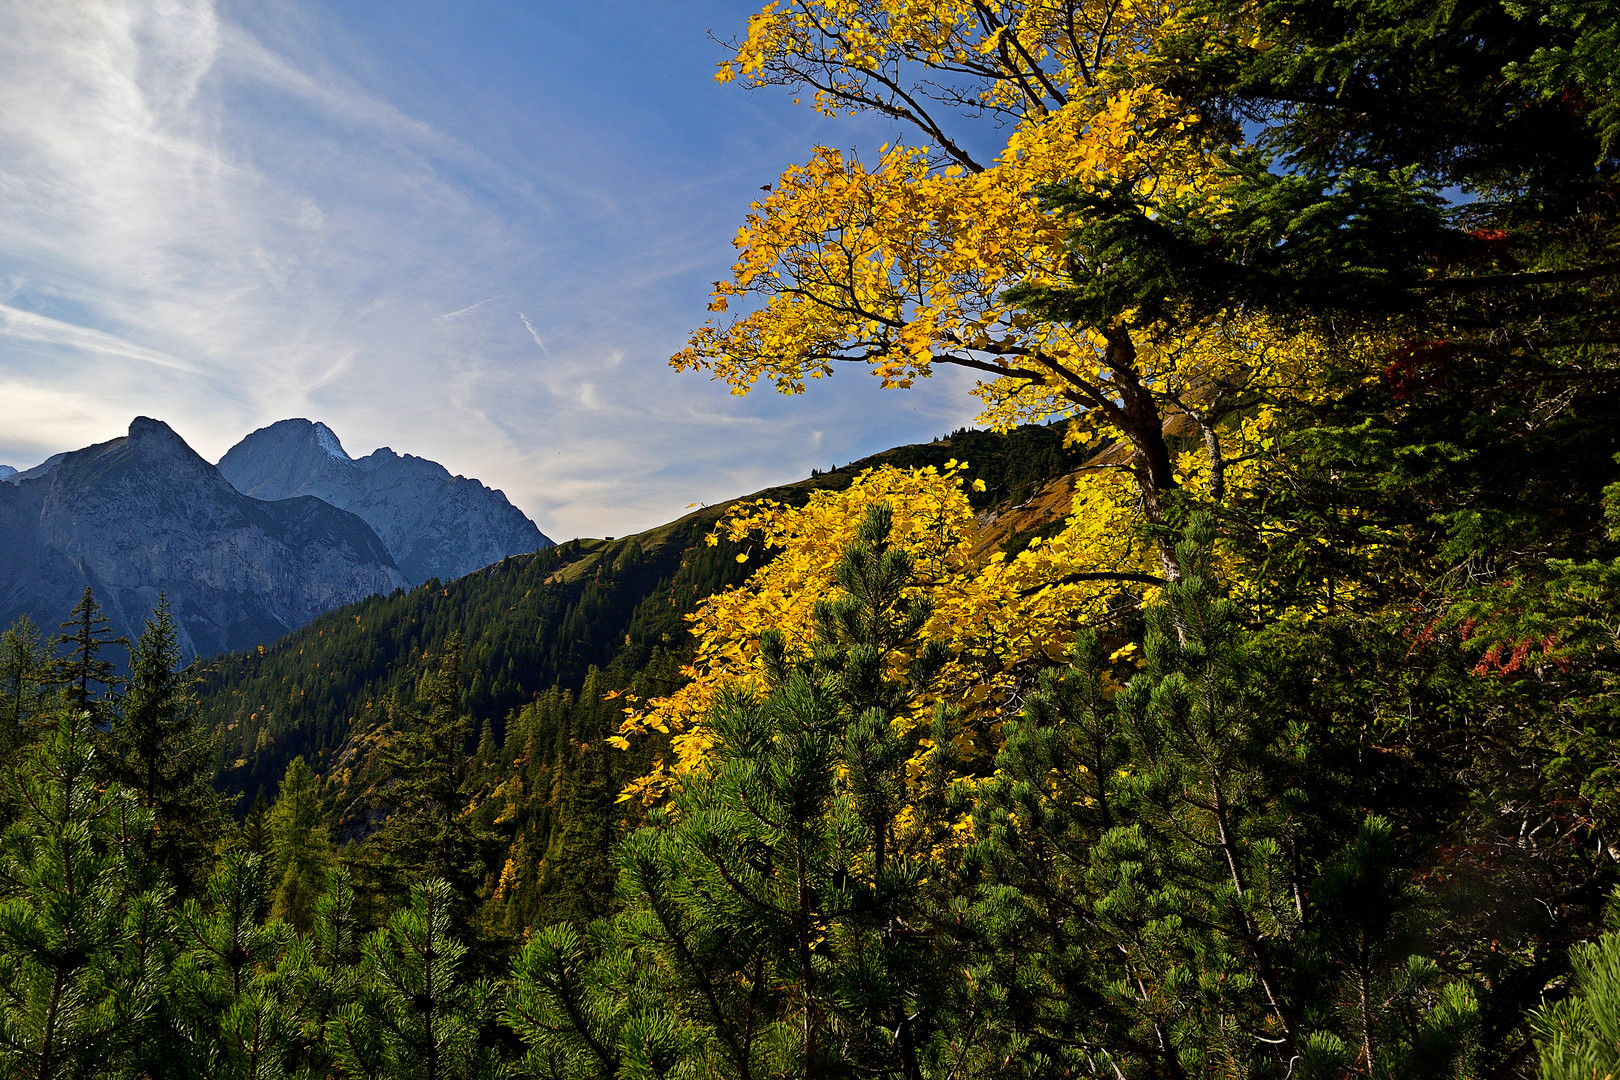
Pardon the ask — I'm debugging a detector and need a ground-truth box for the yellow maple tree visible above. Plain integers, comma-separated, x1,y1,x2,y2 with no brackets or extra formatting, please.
623,2,1399,797
615,460,1164,802
677,1,1325,554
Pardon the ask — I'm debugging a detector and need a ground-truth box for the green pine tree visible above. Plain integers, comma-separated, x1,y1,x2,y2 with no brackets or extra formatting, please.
165,850,292,1080
509,502,968,1080
277,867,363,1078
329,877,504,1080
104,596,224,893
968,515,1484,1079
1533,904,1620,1080
0,709,165,1079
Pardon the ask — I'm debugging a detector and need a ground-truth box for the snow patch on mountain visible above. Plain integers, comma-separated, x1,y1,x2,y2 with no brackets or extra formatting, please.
313,421,349,461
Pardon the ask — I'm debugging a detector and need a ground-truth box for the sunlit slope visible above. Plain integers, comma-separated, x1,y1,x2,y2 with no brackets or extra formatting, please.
197,423,1081,804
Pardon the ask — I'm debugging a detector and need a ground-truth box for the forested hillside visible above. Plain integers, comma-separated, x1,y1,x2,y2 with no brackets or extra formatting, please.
188,423,1080,927
198,422,1074,801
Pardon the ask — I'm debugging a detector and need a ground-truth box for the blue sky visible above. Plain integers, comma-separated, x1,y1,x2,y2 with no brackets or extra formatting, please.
0,0,982,537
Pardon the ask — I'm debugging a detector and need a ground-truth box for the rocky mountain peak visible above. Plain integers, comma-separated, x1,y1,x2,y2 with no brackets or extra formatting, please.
218,419,552,584
128,414,182,441
124,416,211,468
0,418,407,658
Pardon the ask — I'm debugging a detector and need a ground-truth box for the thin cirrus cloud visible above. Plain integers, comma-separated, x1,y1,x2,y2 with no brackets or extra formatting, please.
516,314,549,356
437,297,506,323
0,304,201,374
0,0,981,539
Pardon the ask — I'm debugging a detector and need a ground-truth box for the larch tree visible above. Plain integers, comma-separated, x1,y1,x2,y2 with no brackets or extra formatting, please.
266,756,334,934
50,589,123,724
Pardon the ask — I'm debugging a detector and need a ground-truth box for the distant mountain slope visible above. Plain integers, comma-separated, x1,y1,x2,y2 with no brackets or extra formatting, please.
197,422,1079,799
0,417,409,657
217,419,552,585
196,423,1081,925
1,454,66,485
0,465,15,480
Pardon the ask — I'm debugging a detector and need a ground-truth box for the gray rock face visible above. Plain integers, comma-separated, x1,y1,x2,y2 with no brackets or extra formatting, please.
2,454,65,486
0,418,409,657
0,466,15,480
217,419,552,584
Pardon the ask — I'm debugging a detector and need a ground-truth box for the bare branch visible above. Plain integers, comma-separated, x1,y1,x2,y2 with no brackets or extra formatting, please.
1415,261,1620,293
1019,571,1168,596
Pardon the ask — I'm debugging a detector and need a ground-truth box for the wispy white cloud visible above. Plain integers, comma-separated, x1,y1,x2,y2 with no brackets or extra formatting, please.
0,0,982,538
0,304,200,373
517,312,549,355
219,21,441,147
437,296,504,322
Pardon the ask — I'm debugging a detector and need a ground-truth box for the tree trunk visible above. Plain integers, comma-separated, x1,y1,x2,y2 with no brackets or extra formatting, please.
1102,331,1181,581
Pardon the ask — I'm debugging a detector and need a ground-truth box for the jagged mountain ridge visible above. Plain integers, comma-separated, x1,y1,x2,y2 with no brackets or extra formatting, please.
1,454,66,486
0,417,409,657
217,419,551,585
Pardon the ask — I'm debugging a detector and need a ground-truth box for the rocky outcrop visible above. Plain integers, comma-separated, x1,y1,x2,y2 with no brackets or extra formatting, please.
217,419,551,584
1,454,65,486
0,418,409,657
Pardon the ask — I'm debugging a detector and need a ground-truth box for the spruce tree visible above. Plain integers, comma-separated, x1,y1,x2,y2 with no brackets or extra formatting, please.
533,668,624,927
0,616,50,755
241,790,271,862
368,634,490,923
266,756,333,933
105,596,223,893
0,709,165,1078
50,588,123,722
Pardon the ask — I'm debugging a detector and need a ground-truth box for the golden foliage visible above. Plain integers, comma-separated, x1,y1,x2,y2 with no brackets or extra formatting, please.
627,1,1404,796
615,460,1158,803
674,87,1211,409
681,1,1244,453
